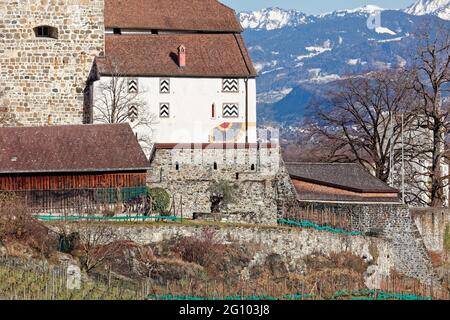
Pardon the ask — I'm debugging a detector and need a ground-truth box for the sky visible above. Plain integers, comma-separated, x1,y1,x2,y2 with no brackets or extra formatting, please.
221,0,416,14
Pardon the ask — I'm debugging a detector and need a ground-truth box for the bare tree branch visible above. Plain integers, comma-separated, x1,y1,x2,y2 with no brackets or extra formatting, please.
93,60,158,156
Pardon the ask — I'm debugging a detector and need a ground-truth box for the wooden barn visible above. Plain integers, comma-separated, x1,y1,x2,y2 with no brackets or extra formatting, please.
0,124,150,214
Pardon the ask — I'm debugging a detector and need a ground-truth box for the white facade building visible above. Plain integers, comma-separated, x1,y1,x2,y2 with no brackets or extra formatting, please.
89,1,258,147
93,76,257,144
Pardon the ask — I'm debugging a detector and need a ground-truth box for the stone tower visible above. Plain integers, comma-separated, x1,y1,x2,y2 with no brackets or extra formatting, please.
0,0,104,126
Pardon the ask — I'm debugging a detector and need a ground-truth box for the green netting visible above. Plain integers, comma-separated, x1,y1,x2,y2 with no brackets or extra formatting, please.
146,290,432,301
34,215,177,222
146,295,280,301
333,290,432,300
278,219,362,236
95,187,147,204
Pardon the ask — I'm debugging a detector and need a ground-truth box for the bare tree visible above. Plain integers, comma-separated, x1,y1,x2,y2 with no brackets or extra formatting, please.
407,28,450,207
311,71,416,182
94,61,157,155
75,222,128,273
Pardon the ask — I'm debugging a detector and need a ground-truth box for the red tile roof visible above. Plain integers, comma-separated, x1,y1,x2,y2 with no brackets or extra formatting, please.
0,124,150,174
96,34,256,78
104,0,242,32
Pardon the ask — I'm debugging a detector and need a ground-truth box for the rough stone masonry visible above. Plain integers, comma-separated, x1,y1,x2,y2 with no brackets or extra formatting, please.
0,0,104,126
149,146,292,225
297,202,442,286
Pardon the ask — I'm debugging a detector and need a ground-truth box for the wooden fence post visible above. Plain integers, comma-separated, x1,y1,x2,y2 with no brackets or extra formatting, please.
180,194,183,223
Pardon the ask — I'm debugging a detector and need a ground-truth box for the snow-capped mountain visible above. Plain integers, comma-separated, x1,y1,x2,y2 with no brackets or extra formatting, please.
238,5,386,31
405,0,450,20
319,5,385,18
237,5,450,125
238,7,314,30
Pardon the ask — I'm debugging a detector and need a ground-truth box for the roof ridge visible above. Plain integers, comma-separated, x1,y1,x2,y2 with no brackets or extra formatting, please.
286,162,359,165
233,34,253,77
0,123,129,130
216,0,244,32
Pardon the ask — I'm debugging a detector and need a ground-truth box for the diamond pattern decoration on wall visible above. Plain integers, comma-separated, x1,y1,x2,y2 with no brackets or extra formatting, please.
160,78,170,94
128,105,138,122
222,79,239,92
160,103,170,118
223,103,239,118
128,79,138,93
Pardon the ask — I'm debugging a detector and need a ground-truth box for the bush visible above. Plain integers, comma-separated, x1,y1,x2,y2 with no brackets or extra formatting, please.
58,232,80,254
147,188,171,215
172,228,225,270
207,180,239,213
365,228,383,238
0,192,56,256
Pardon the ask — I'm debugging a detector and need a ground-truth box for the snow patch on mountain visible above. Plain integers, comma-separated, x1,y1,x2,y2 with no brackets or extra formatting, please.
295,41,333,61
238,7,314,30
375,26,397,35
405,0,450,20
377,37,404,43
257,88,293,104
320,5,385,18
347,59,361,65
301,69,341,83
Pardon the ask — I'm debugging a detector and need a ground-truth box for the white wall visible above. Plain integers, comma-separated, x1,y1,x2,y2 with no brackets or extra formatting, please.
93,77,257,144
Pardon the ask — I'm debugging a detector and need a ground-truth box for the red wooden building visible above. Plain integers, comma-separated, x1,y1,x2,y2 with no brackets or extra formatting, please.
0,124,150,213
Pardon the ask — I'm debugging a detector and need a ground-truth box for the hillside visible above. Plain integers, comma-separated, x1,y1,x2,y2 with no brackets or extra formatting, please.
238,1,450,125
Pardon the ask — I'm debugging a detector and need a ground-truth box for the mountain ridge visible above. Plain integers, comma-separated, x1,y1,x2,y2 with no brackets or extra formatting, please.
238,1,449,31
237,3,450,126
405,0,450,20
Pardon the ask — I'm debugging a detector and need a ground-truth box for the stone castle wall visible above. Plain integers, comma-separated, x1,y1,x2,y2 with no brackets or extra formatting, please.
296,202,440,286
0,0,104,126
72,223,397,290
149,146,295,225
412,208,450,254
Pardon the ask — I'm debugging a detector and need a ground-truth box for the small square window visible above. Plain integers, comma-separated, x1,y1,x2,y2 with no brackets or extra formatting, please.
37,26,49,37
160,103,170,118
160,78,170,94
128,105,138,122
34,26,58,39
128,79,138,93
223,103,239,118
222,79,239,92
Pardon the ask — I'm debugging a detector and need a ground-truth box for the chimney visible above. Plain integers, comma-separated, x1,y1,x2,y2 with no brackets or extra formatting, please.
178,45,186,68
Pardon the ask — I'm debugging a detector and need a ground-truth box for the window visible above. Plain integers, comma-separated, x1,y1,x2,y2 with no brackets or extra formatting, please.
213,162,218,170
159,103,170,118
222,79,239,92
175,162,180,171
211,103,216,118
236,173,240,180
223,103,239,118
128,79,138,93
113,28,122,35
34,26,58,39
128,105,138,122
160,78,170,94
251,164,256,171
